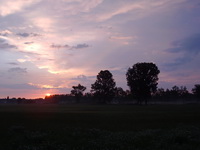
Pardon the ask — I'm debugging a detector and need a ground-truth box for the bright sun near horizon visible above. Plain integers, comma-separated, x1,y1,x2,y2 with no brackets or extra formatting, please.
45,93,51,97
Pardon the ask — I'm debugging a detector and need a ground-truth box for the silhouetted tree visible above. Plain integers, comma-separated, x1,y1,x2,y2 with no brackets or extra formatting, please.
71,84,86,103
170,85,180,98
192,84,200,99
126,62,160,104
91,70,116,103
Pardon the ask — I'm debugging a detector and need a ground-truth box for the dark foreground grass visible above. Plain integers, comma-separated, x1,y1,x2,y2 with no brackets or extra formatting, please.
0,104,200,149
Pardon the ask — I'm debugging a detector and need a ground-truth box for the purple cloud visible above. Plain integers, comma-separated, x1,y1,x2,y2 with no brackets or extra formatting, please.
8,67,27,73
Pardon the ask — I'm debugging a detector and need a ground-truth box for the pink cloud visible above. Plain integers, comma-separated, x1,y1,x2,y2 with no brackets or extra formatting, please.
0,0,41,16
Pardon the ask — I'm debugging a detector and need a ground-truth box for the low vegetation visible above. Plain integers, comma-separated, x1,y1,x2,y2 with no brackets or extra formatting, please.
0,104,200,149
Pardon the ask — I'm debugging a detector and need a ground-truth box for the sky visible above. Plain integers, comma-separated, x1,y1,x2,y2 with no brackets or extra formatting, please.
0,0,200,98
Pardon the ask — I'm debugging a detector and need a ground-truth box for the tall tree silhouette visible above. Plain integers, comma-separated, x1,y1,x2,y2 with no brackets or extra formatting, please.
126,62,160,104
192,84,200,99
71,84,86,103
91,70,116,103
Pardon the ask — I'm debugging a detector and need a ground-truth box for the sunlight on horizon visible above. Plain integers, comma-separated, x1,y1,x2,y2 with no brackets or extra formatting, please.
45,93,51,97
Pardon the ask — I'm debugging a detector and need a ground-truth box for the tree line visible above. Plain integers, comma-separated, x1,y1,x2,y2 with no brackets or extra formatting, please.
46,62,200,104
2,62,199,104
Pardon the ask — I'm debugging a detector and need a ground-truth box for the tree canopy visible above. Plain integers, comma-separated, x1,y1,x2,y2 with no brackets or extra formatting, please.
192,84,200,99
91,70,116,103
71,84,86,103
126,62,160,104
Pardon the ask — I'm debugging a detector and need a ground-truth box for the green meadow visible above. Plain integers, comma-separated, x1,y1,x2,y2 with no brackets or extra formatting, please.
0,104,200,150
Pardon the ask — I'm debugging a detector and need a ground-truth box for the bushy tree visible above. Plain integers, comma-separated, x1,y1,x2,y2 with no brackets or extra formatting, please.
91,70,116,103
192,84,200,99
126,62,160,104
71,84,86,103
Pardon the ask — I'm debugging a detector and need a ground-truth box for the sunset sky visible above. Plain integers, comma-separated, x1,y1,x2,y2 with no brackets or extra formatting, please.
0,0,200,98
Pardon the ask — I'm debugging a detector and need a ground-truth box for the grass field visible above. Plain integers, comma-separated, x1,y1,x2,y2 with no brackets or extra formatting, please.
0,104,200,150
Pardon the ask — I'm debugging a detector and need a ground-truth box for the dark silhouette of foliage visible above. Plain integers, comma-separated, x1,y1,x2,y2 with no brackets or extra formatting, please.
45,95,60,103
71,84,86,103
126,62,160,104
115,87,127,98
91,70,116,103
154,88,166,100
155,88,165,97
192,84,200,99
168,86,182,98
154,86,190,100
178,86,189,97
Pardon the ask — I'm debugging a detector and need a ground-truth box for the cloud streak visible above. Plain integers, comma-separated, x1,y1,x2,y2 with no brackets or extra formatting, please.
51,44,70,49
28,83,65,89
0,38,16,49
71,44,89,49
0,0,41,16
51,43,89,50
17,33,41,37
164,33,200,70
8,67,27,74
7,62,19,66
0,30,12,36
95,0,187,22
167,33,200,54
